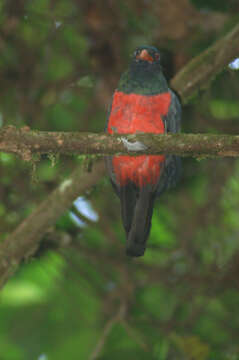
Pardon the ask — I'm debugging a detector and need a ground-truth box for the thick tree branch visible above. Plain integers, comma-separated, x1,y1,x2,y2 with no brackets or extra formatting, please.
171,22,239,102
0,161,105,289
1,126,239,158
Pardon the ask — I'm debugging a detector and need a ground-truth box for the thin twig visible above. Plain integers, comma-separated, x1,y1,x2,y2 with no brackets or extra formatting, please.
89,303,126,360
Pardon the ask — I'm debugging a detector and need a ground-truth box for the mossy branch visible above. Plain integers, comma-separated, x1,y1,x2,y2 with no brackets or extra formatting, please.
1,126,239,158
171,22,239,102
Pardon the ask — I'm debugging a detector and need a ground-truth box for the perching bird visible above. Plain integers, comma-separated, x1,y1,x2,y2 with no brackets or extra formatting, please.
106,46,181,257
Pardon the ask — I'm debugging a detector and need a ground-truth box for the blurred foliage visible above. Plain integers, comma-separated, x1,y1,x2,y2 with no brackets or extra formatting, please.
1,0,239,359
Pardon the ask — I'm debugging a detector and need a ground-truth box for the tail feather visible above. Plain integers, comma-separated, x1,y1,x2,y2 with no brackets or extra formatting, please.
120,182,137,235
120,184,155,257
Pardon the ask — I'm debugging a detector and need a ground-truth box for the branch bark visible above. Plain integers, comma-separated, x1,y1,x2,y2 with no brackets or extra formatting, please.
0,161,105,289
1,126,239,158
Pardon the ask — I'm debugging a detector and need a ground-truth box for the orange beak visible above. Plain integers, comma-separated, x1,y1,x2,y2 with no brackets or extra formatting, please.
136,49,154,63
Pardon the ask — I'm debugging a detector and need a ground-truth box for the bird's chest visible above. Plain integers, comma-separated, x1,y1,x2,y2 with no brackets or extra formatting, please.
107,91,171,134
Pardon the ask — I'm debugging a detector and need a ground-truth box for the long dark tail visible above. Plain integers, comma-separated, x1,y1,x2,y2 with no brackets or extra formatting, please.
120,184,156,257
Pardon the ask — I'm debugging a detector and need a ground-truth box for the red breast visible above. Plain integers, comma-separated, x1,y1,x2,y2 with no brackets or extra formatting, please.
107,91,171,134
107,91,171,187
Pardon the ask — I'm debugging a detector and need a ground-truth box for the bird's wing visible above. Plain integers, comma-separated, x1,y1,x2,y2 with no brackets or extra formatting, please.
156,89,182,195
164,89,181,133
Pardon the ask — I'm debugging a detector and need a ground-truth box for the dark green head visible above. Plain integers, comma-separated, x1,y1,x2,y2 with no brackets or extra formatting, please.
132,46,161,69
118,46,168,95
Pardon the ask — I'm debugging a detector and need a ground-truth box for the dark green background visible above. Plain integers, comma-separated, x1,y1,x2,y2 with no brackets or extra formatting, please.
0,0,239,359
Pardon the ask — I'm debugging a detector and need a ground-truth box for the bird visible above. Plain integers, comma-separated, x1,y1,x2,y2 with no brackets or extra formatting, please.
106,46,181,257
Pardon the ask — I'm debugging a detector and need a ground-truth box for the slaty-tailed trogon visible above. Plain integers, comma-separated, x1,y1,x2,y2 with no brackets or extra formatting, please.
106,46,181,257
